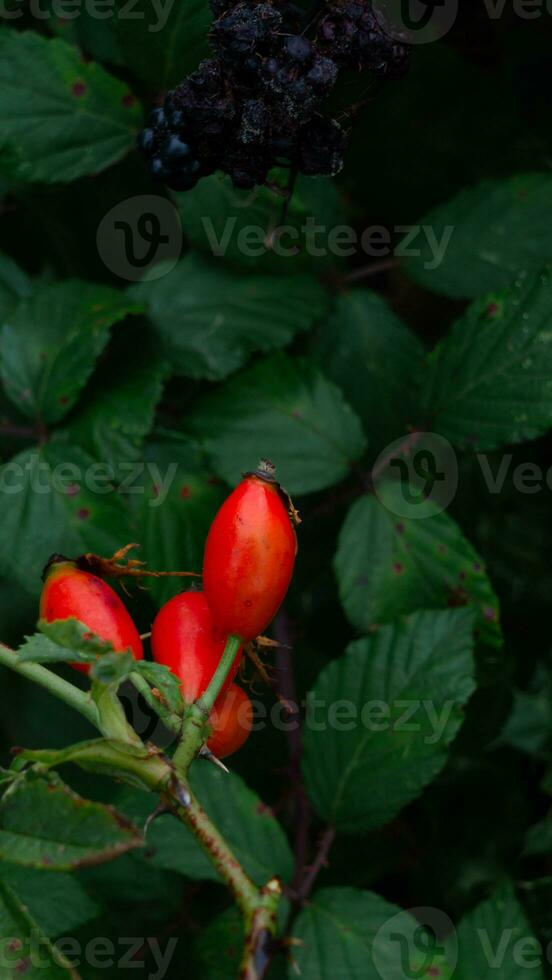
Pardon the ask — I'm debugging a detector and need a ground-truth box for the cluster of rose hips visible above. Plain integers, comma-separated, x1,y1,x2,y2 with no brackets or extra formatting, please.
137,0,410,191
40,461,297,760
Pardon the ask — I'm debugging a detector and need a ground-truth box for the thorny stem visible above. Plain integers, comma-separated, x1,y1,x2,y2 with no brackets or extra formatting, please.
2,632,281,978
0,643,99,728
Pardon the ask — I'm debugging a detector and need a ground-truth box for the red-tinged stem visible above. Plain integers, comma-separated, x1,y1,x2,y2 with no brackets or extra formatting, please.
296,826,336,902
273,611,313,892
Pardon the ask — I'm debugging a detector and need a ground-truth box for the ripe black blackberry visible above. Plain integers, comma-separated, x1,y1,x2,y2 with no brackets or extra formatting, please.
317,1,410,77
137,0,410,192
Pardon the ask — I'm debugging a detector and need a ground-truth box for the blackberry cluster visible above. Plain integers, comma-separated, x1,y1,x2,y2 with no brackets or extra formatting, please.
137,0,410,192
318,3,410,77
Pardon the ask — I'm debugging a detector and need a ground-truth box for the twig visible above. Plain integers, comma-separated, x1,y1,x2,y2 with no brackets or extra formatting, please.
273,611,312,893
296,826,336,902
0,422,37,439
342,257,399,284
369,428,422,487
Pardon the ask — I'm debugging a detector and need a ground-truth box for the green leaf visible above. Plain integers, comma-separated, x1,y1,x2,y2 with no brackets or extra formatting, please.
18,619,116,666
335,485,501,647
193,907,244,980
118,765,294,886
290,887,450,980
63,335,166,477
0,31,142,184
114,0,211,90
132,254,330,381
312,291,425,453
0,863,99,936
0,865,98,977
497,671,552,757
406,174,552,298
132,434,224,606
134,661,184,715
178,170,345,273
524,819,552,857
0,252,32,321
455,881,544,979
1,280,142,424
0,777,142,870
46,6,124,66
188,353,367,494
0,443,131,594
302,609,475,833
424,268,552,450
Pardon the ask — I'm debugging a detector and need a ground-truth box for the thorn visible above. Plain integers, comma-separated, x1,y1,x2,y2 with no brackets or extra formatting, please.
139,632,151,640
170,776,191,808
198,745,230,774
143,803,168,836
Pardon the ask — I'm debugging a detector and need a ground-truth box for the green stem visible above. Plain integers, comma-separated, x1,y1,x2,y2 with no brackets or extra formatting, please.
172,634,242,774
92,682,144,746
0,644,99,729
197,634,242,715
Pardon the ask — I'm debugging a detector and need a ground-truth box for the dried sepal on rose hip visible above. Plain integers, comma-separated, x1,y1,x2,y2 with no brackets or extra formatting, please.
40,555,144,674
202,459,299,643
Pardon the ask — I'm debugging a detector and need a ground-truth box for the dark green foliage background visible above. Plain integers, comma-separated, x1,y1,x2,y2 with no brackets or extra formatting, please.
0,3,551,978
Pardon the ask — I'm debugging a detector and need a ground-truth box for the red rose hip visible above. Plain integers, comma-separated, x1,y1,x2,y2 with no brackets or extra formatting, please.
151,591,242,702
207,684,253,759
203,461,297,641
40,559,143,674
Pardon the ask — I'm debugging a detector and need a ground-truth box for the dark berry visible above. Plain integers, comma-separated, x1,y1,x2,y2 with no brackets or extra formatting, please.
148,107,166,127
285,35,313,63
307,56,339,92
168,109,186,128
161,135,192,167
148,156,170,178
137,128,155,153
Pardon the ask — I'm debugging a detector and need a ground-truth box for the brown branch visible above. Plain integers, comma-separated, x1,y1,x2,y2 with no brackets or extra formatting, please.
369,428,422,488
0,422,39,439
341,256,399,285
296,826,336,902
273,611,312,893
